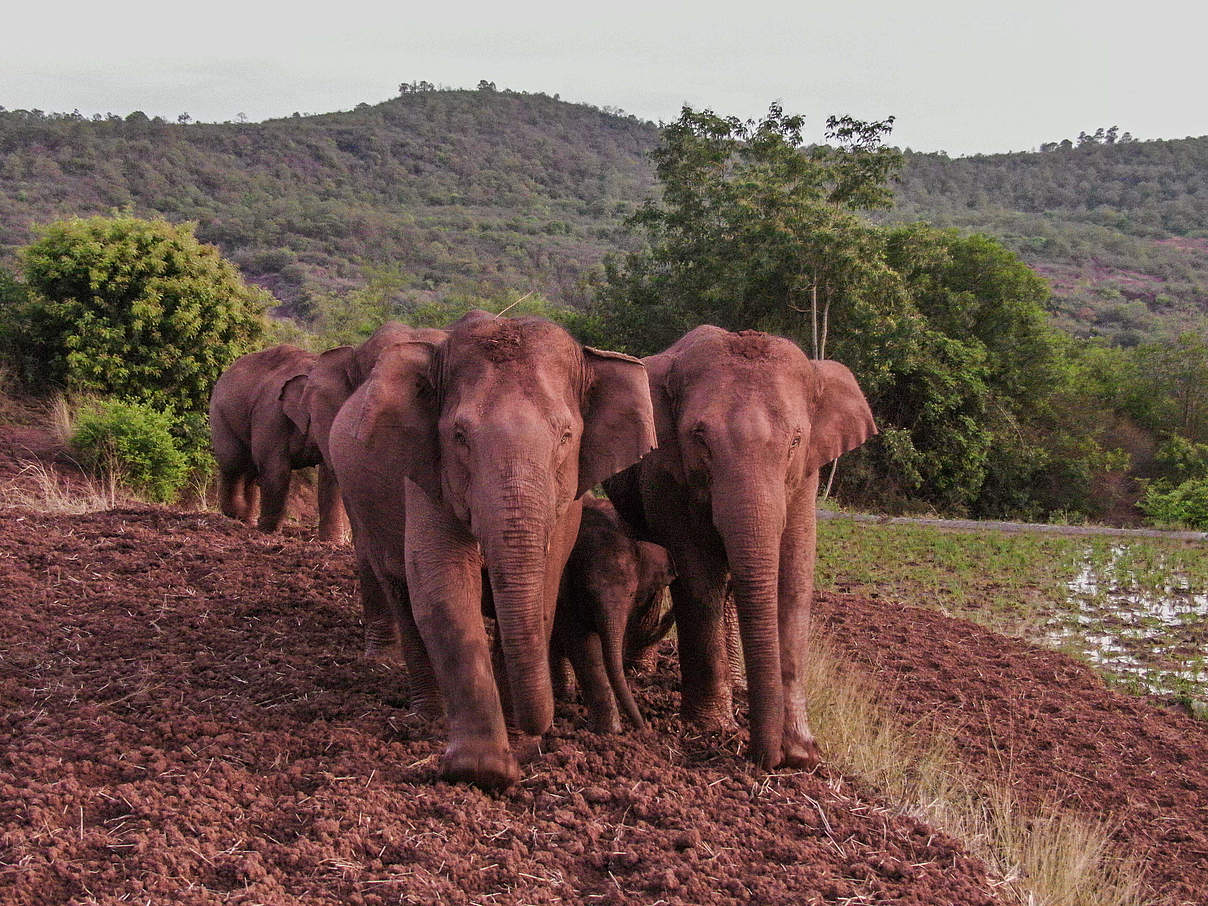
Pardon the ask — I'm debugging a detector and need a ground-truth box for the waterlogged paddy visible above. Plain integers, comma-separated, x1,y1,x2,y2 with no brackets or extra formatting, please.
1052,546,1208,706
815,518,1208,709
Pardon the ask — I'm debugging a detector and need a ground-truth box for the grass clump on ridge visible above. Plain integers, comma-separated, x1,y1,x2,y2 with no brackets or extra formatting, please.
804,632,1145,906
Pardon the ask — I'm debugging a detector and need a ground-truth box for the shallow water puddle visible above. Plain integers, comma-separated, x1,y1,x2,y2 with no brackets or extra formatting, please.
1046,545,1208,705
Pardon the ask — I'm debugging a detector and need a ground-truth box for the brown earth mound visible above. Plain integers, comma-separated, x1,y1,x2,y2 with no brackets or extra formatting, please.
818,592,1208,905
1,508,998,905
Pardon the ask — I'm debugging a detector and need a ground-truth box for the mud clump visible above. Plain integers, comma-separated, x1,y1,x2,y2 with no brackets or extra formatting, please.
1,508,998,904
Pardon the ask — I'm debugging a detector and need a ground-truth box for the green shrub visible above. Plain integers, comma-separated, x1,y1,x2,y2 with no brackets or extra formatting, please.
1137,478,1208,530
6,214,268,416
70,398,190,503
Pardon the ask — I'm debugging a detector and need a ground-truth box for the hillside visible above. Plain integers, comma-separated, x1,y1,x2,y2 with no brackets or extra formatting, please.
1,90,1206,338
892,138,1208,341
0,90,656,311
3,423,1205,903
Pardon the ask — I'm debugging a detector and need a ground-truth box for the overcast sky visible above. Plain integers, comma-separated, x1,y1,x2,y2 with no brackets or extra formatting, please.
4,0,1204,156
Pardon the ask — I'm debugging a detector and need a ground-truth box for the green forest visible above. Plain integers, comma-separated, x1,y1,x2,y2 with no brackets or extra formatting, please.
2,88,1206,340
1,87,1206,526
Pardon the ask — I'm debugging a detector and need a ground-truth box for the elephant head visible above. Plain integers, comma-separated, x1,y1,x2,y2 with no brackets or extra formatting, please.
335,311,656,741
284,321,448,467
646,325,875,767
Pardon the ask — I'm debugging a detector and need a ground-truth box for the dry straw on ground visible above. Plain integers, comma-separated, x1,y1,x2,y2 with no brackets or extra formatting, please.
0,460,119,514
804,631,1145,906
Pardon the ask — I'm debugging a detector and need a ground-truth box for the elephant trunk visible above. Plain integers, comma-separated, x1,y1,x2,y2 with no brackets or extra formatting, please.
479,471,556,738
713,482,786,769
599,607,645,730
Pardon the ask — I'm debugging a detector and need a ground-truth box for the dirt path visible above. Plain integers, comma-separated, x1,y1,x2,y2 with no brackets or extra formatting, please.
1,508,999,905
817,592,1208,906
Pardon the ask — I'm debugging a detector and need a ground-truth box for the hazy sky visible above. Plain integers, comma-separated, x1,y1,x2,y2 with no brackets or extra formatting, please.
5,0,1204,156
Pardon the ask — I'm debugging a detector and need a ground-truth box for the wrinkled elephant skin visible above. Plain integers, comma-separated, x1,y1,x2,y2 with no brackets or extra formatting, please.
605,326,876,771
551,494,675,733
293,322,447,656
328,312,656,788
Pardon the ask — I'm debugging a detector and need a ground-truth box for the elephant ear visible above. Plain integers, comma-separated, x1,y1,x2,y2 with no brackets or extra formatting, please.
636,540,676,598
642,351,684,484
299,346,355,451
577,347,657,498
279,373,311,436
807,360,878,473
344,341,442,502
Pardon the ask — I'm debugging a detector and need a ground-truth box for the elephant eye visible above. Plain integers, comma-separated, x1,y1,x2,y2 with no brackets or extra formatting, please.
690,425,710,453
453,427,469,446
790,433,801,449
559,428,573,446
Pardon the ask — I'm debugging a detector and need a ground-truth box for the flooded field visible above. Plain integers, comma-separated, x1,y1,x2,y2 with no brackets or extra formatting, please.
815,518,1208,711
1049,546,1208,709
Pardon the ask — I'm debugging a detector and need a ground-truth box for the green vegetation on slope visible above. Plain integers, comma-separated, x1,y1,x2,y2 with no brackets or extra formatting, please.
890,137,1208,341
0,89,656,312
2,90,1206,339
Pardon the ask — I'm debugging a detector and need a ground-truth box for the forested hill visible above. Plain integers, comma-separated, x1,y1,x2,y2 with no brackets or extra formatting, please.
891,138,1208,340
1,89,1206,339
0,89,658,310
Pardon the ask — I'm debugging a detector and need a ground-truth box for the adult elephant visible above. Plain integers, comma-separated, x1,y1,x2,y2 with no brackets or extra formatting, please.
328,311,655,788
209,344,343,540
604,326,876,771
278,322,447,555
285,321,448,650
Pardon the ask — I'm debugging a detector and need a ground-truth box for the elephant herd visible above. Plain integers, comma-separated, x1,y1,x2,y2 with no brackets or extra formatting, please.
209,311,876,789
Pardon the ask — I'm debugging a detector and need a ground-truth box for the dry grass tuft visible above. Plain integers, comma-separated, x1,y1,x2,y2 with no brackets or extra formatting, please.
805,631,1146,906
0,459,120,514
49,393,80,444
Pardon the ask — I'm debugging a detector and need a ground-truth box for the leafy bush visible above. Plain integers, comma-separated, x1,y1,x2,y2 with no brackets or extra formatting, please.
6,214,268,417
1137,479,1208,530
69,398,190,503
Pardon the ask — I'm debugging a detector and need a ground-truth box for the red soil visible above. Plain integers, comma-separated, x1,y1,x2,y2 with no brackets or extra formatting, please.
819,593,1208,906
1,481,1204,902
1,508,998,905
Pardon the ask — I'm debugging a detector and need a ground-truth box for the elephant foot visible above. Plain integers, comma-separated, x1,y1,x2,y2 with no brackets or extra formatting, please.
409,691,444,719
588,710,623,735
780,735,822,772
681,701,736,733
363,640,406,666
748,739,784,770
440,740,520,789
550,657,576,699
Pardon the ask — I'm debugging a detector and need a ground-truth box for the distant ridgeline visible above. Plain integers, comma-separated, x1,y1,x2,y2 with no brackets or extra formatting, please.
1,91,1205,341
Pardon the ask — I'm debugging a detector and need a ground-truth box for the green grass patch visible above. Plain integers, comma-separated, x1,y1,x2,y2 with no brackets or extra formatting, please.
816,518,1208,706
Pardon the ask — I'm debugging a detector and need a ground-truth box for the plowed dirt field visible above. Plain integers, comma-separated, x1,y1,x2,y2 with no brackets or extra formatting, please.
1,489,1204,903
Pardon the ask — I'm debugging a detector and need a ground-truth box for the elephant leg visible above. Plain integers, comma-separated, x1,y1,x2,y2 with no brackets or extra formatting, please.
404,484,516,788
240,475,261,524
219,469,253,522
566,631,622,734
490,630,515,729
550,652,576,699
387,572,442,718
218,471,246,521
776,484,822,770
668,543,733,730
358,556,404,663
316,463,348,543
255,456,292,533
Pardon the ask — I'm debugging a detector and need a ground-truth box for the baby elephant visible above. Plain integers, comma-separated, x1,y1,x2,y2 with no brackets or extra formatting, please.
551,495,676,733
